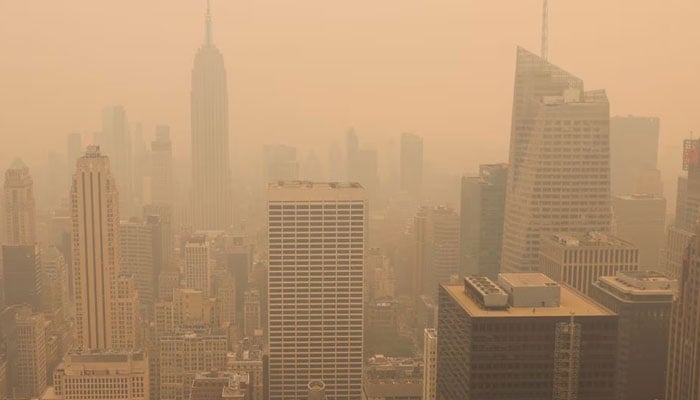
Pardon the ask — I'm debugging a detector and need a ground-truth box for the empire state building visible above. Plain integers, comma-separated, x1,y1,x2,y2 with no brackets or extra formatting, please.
191,2,233,229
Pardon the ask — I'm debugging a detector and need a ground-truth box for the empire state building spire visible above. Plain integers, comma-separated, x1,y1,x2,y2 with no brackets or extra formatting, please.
205,0,212,46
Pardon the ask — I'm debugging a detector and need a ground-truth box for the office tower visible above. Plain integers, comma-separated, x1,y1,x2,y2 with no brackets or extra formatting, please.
225,238,254,327
400,132,423,197
243,289,261,339
540,232,639,295
666,227,700,400
191,3,233,230
189,371,249,400
2,244,42,309
661,226,692,280
267,182,366,400
70,145,122,350
158,330,228,400
263,144,299,182
112,274,141,349
151,125,174,205
502,47,611,273
460,163,507,278
66,133,82,165
228,346,264,400
609,116,660,195
414,206,460,299
155,288,217,336
422,329,437,400
184,235,210,295
41,246,71,319
590,271,675,400
437,274,617,400
613,194,665,269
48,351,149,400
14,309,47,399
120,219,155,318
143,203,174,272
99,105,134,215
3,158,36,245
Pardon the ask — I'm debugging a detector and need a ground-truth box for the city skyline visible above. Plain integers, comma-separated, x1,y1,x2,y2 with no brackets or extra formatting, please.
0,2,697,400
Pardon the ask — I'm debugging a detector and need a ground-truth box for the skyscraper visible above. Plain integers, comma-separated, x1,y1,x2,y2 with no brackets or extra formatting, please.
590,271,675,400
263,144,299,182
99,106,134,215
414,206,460,299
267,182,366,400
666,225,700,400
460,163,507,278
184,235,210,296
120,219,155,319
422,328,437,400
437,274,617,400
609,116,660,195
70,145,122,350
14,309,47,399
3,158,36,245
191,2,233,230
501,47,612,273
150,125,174,205
400,132,423,198
612,194,666,269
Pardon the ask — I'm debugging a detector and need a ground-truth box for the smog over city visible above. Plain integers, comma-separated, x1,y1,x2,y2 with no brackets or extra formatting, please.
0,1,698,399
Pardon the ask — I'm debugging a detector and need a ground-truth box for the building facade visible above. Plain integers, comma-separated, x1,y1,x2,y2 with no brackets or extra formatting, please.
540,232,639,295
609,116,660,196
437,274,617,400
460,163,507,278
267,182,366,400
501,47,612,273
422,328,437,400
590,271,675,400
3,158,36,245
400,132,423,198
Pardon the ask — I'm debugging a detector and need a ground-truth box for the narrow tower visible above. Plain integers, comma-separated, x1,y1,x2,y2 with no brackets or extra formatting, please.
541,0,549,60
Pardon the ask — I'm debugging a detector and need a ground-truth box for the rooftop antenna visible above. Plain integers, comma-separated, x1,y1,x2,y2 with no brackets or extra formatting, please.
205,0,213,46
541,0,549,60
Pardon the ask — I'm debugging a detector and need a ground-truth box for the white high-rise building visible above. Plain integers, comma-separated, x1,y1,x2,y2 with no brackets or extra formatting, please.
501,47,612,273
422,328,437,400
70,145,138,350
184,235,210,296
191,3,232,229
267,181,366,400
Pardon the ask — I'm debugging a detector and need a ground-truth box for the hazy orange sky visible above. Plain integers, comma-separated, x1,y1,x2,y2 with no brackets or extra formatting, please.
1,1,699,187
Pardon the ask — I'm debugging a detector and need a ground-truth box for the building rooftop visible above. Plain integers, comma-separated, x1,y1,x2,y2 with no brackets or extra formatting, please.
545,231,636,248
499,273,559,288
442,281,613,318
596,271,677,296
268,181,365,201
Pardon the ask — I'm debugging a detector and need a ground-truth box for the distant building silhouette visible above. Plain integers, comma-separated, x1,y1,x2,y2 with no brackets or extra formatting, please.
609,116,659,195
460,163,507,278
150,125,174,205
400,132,423,198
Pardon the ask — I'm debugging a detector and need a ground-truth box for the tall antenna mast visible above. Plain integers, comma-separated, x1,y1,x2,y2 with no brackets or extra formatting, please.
205,0,213,46
541,0,549,60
